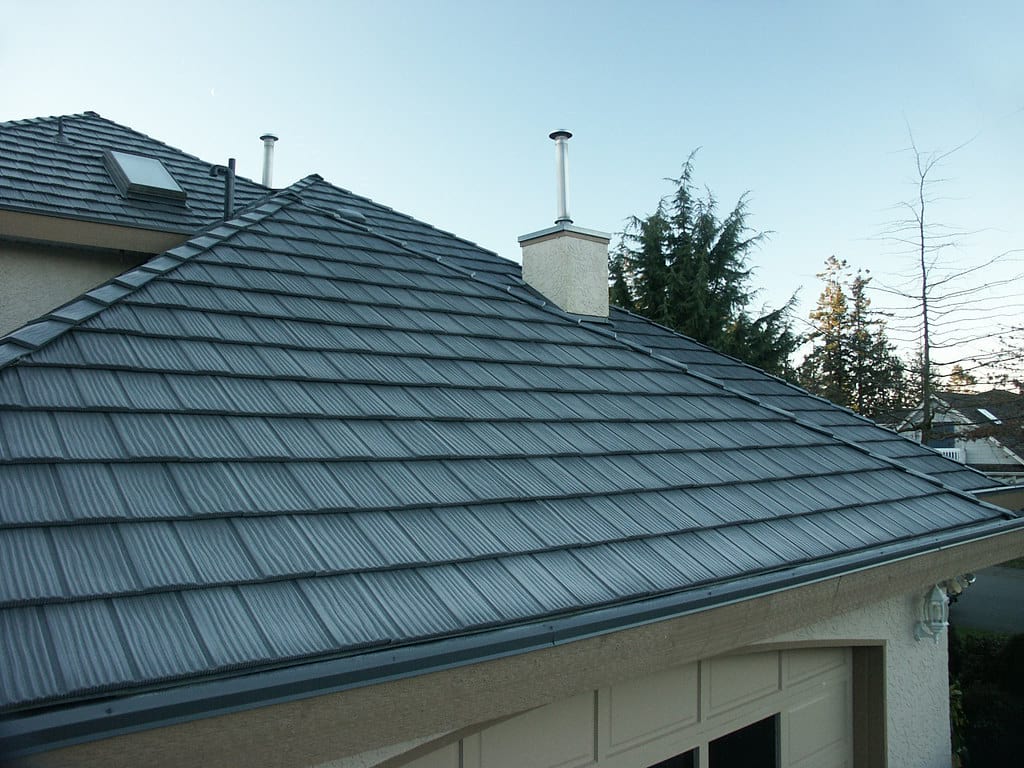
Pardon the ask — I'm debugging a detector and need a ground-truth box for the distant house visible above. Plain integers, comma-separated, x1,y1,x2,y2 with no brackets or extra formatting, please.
2,113,1023,768
897,390,1024,485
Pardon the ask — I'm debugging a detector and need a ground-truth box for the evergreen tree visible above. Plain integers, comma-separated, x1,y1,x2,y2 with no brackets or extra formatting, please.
947,365,977,393
847,271,906,418
903,348,939,426
798,257,852,406
799,257,906,419
608,244,634,312
610,154,797,377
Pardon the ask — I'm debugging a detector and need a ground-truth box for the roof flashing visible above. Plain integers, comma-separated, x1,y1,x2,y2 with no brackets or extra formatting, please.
102,149,186,203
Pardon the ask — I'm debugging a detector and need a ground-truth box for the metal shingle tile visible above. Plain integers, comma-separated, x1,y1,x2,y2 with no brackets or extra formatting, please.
109,464,190,519
175,520,261,582
49,525,136,597
119,521,197,589
239,581,335,658
233,516,324,577
44,601,136,694
0,529,65,605
418,566,504,628
113,594,210,679
0,607,63,705
182,588,271,667
360,569,460,639
298,575,396,647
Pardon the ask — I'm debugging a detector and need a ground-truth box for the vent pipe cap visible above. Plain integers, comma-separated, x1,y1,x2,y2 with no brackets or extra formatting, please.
549,130,572,224
260,133,279,188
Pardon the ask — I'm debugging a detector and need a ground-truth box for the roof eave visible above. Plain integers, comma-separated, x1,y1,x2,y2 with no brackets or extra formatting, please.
0,208,193,253
4,516,1023,760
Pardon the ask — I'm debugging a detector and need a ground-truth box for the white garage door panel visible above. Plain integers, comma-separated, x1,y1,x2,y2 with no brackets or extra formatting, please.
784,647,847,686
785,680,851,768
706,652,781,718
401,743,459,768
402,647,853,768
607,662,699,755
477,691,595,768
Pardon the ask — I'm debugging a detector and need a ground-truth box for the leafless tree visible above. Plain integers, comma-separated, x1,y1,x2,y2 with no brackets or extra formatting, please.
872,128,1023,440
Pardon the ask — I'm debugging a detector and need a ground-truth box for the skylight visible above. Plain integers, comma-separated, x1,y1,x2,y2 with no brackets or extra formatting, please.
977,408,1002,425
103,149,186,202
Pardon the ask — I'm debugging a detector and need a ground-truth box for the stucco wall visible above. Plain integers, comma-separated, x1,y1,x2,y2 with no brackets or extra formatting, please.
0,241,146,336
520,229,609,318
763,585,951,768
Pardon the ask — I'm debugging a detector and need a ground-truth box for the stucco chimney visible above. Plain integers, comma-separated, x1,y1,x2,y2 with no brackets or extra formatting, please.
519,130,610,318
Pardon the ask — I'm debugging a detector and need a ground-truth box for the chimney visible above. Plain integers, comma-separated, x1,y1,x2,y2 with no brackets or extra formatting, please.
519,130,610,318
260,133,278,188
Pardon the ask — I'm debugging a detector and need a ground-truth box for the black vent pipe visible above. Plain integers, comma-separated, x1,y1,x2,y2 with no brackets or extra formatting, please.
209,158,236,219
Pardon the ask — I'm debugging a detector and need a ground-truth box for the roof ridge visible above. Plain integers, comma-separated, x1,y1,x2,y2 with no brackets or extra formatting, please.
77,112,269,190
606,305,997,450
0,112,268,191
0,111,99,129
306,176,507,260
0,194,301,370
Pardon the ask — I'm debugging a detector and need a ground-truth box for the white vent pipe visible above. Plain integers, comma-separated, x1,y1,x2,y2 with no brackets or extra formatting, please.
260,133,278,188
550,130,572,224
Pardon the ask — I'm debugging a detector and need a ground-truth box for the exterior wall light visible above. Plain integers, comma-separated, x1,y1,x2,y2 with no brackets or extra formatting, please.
914,584,950,643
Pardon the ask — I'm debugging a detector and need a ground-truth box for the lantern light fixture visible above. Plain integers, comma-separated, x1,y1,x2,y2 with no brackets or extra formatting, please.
914,584,950,644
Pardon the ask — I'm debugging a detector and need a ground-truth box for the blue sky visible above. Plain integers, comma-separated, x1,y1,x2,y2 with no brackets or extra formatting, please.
3,0,1022,372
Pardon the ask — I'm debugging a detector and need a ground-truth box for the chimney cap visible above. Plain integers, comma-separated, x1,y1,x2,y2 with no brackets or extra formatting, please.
548,129,572,140
260,133,279,142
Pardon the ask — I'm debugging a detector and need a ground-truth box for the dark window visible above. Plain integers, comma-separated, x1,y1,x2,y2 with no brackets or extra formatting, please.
709,714,778,767
647,749,696,768
925,422,955,449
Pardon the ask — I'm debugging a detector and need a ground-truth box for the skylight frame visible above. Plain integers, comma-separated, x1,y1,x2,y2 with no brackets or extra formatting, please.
102,149,187,202
977,408,1003,425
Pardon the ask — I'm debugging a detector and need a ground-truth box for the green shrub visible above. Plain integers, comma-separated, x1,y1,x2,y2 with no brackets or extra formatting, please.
949,626,1024,765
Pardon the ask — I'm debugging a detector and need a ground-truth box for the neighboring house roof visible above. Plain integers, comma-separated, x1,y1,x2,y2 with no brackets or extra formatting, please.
0,112,268,235
1,114,1022,754
940,389,1024,458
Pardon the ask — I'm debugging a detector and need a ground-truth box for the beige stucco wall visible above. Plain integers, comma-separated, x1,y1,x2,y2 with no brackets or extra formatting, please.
0,241,147,336
762,585,951,768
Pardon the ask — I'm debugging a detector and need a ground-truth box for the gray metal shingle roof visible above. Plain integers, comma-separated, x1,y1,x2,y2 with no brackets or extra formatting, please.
0,112,268,234
1,183,1020,730
1,115,1021,756
599,309,1001,493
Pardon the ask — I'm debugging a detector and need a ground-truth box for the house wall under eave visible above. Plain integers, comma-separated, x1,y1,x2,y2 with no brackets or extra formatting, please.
0,241,148,335
759,588,950,767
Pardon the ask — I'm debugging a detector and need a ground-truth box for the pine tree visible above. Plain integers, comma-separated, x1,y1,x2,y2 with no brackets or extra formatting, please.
947,365,977,393
799,257,906,419
799,256,852,406
847,271,906,419
610,154,797,377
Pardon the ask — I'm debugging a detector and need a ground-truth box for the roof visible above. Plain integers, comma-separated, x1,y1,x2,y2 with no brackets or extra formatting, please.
601,312,1001,493
0,112,269,234
1,114,1022,754
939,390,1024,456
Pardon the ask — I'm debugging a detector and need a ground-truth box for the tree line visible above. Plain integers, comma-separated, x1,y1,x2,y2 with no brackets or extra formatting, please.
608,150,1018,425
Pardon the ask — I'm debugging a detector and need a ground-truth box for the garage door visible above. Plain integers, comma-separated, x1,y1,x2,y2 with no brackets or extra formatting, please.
400,647,852,768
